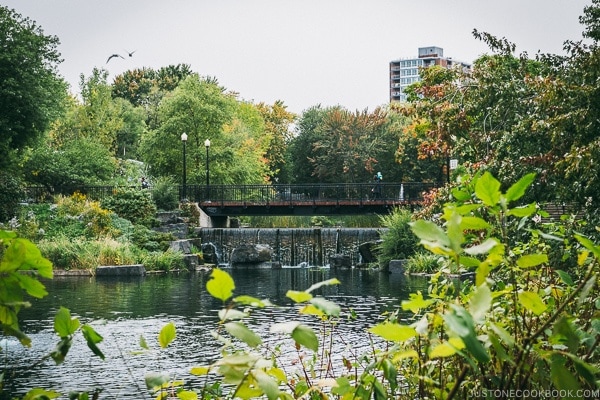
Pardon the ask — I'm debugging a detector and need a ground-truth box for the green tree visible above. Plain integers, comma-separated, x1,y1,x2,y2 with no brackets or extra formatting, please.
140,74,268,186
255,100,296,183
23,137,117,189
0,6,67,168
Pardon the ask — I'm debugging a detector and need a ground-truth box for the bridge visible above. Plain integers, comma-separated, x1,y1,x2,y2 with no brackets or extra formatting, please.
23,182,438,217
184,182,437,217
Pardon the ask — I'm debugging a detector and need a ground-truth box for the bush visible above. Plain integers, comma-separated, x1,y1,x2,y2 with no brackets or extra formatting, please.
0,170,24,223
141,249,185,272
101,187,157,227
151,176,179,211
405,252,442,274
38,237,138,270
377,207,418,268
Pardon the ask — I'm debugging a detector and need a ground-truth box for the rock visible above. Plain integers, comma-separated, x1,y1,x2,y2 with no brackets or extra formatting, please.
389,259,406,274
329,254,352,269
96,264,146,276
358,240,382,263
201,242,219,264
231,244,273,264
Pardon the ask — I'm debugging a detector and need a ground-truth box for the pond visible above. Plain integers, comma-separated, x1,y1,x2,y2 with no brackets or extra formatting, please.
3,268,429,399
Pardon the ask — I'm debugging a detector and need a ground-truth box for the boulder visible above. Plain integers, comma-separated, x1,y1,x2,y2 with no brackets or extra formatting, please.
231,244,273,264
201,242,220,264
358,240,382,263
329,254,352,269
96,264,146,276
389,259,406,274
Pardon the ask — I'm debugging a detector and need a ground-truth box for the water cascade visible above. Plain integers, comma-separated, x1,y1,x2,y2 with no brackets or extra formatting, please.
199,227,382,267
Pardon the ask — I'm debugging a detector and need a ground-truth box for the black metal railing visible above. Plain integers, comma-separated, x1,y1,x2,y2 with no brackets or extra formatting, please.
22,182,439,205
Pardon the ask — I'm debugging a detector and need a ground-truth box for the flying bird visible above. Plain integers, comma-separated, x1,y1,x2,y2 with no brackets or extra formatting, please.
125,50,136,57
106,53,124,64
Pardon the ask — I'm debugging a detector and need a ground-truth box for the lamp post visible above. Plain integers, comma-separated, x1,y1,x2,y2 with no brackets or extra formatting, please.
181,132,187,200
204,138,211,200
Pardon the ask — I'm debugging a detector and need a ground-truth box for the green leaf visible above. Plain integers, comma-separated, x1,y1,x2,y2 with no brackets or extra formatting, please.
516,254,548,268
578,274,596,306
368,322,417,342
22,388,61,399
291,324,319,351
410,220,450,248
81,324,105,360
270,321,300,334
550,355,581,395
309,297,341,316
190,366,211,376
233,295,270,307
50,337,72,364
159,322,176,348
475,171,501,206
469,283,492,323
459,216,490,231
465,238,499,256
556,270,574,286
429,338,465,358
145,372,171,390
286,290,312,303
14,273,48,298
506,203,537,217
401,291,435,313
305,278,341,293
206,268,235,302
218,308,248,321
443,305,490,363
139,334,149,350
505,173,536,203
54,307,79,337
518,291,547,315
253,369,281,400
224,321,262,348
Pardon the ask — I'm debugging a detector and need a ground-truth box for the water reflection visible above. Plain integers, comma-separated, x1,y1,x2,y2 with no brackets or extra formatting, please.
3,268,428,399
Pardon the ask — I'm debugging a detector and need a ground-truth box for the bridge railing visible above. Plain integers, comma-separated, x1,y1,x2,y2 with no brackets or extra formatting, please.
190,182,436,204
22,182,438,204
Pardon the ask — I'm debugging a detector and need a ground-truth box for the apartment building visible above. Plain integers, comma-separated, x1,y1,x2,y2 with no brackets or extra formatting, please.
389,46,471,102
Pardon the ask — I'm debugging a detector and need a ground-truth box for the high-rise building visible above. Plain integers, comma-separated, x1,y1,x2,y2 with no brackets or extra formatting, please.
389,46,471,102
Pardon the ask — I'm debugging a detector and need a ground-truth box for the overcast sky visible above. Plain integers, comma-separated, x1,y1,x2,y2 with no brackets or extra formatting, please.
4,0,592,114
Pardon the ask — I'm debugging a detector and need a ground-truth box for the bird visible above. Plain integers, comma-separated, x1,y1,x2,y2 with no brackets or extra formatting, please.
106,53,124,64
125,50,136,57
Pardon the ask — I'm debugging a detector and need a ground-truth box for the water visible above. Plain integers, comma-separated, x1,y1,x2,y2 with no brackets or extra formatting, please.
2,268,428,399
199,228,382,266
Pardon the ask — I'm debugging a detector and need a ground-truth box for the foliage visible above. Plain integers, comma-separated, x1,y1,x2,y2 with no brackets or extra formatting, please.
254,100,297,183
101,187,157,227
140,249,185,272
0,230,105,398
288,105,405,184
377,207,419,268
0,170,24,223
23,137,118,189
38,236,139,270
404,252,442,274
0,6,67,169
140,172,599,399
150,176,179,211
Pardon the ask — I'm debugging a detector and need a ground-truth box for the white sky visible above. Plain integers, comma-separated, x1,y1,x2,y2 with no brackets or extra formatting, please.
3,0,592,115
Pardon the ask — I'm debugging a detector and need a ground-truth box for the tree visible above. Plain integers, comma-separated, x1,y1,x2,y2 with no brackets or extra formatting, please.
255,101,296,183
0,6,67,168
140,74,268,185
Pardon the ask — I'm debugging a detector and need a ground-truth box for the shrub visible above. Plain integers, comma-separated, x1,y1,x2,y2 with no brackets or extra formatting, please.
405,252,441,274
101,187,157,227
377,207,418,268
0,170,24,223
151,176,179,211
141,249,185,272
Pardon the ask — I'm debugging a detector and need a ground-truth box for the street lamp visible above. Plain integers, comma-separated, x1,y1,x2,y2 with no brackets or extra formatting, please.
181,132,187,200
204,138,211,200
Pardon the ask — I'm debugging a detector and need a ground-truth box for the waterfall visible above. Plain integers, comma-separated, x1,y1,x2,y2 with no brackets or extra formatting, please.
199,228,382,267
